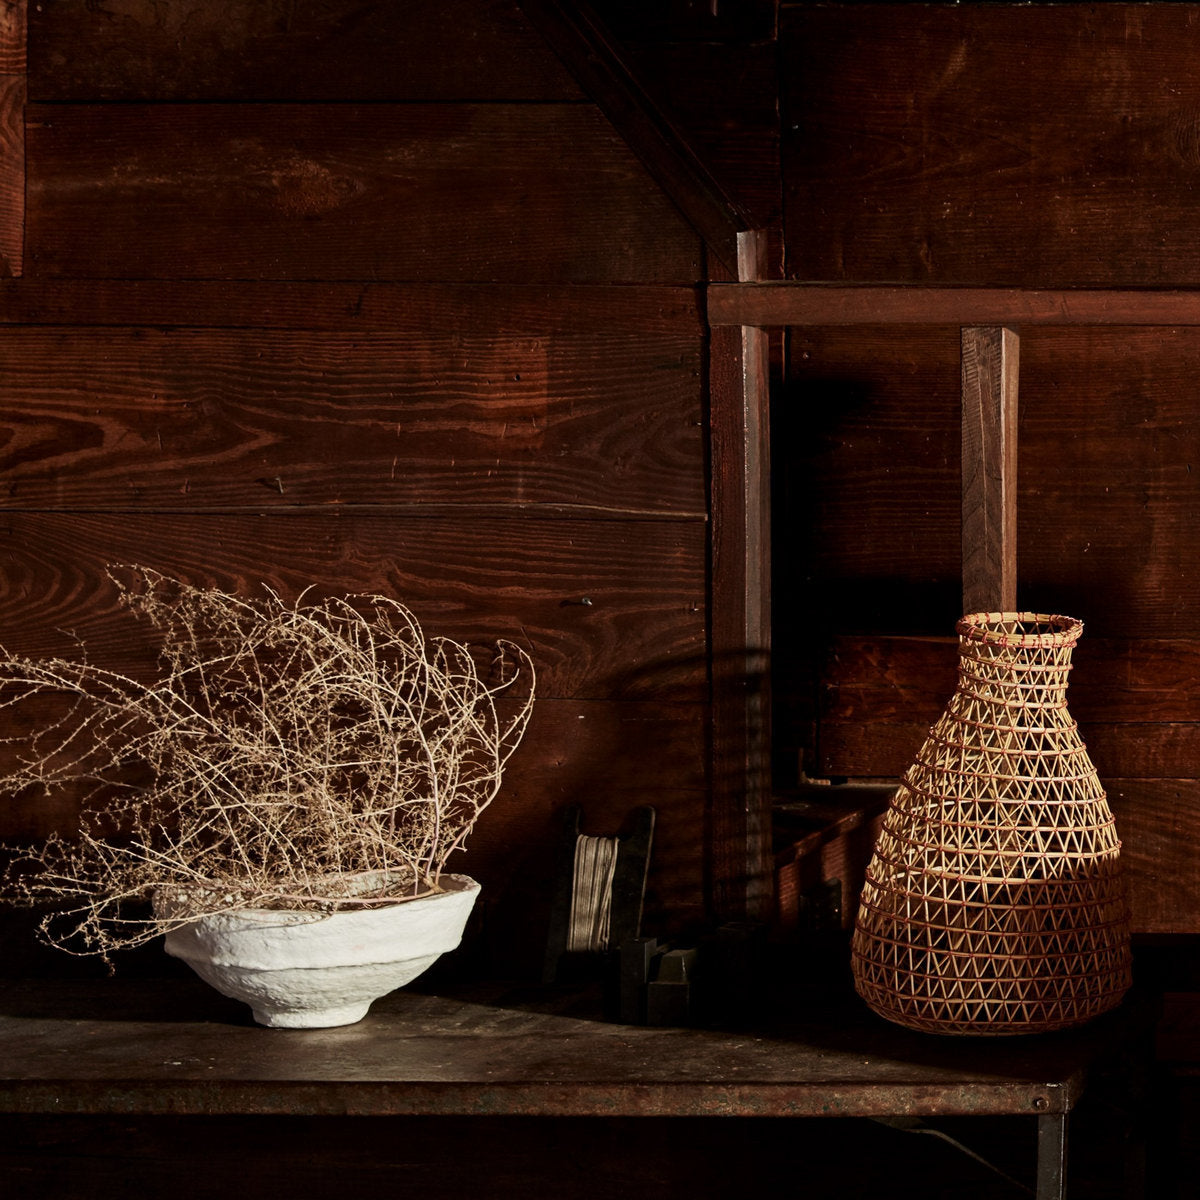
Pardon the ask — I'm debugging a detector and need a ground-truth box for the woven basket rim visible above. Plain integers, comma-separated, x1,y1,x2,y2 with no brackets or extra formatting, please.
957,611,1083,647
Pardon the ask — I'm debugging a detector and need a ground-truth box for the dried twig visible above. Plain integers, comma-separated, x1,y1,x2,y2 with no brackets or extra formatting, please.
0,568,535,959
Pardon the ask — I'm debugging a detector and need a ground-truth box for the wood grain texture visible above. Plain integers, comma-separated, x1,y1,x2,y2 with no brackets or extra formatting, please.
782,4,1200,286
0,72,21,278
822,636,1200,727
25,104,701,283
816,634,1200,781
1020,327,1200,638
0,0,23,74
0,280,704,333
708,284,1200,328
774,775,1199,935
960,327,1018,614
780,324,1200,638
0,697,710,940
0,326,703,514
0,512,707,701
818,718,1200,786
1108,780,1200,934
519,0,746,277
708,230,772,923
27,0,581,102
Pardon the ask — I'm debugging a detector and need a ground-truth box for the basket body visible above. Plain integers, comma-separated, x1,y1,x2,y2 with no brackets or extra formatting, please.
851,612,1131,1035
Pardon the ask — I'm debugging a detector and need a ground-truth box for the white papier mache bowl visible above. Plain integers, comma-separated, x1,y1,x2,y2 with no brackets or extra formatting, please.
157,873,480,1028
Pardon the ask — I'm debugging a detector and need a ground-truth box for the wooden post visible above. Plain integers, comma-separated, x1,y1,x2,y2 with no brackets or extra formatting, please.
709,229,772,923
961,326,1019,614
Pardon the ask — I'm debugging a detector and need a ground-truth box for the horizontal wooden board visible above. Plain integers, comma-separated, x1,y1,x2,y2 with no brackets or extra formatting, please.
818,719,1200,787
709,283,1200,328
27,0,581,102
0,326,704,514
1108,781,1200,934
778,325,1200,637
1019,327,1200,637
0,698,709,964
0,281,704,333
0,512,707,701
25,104,701,283
0,697,706,832
0,697,708,927
822,636,1200,727
0,74,21,278
782,4,1200,286
460,699,708,948
626,41,781,233
816,633,1200,780
778,326,962,632
0,0,23,75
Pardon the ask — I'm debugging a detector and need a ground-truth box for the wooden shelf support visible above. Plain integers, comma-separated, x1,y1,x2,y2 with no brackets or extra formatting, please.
961,326,1019,615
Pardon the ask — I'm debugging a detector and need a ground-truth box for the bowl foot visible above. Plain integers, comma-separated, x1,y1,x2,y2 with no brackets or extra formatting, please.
251,1000,374,1029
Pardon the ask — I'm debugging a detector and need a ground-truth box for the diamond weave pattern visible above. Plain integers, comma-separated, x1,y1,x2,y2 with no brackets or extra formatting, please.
851,612,1132,1036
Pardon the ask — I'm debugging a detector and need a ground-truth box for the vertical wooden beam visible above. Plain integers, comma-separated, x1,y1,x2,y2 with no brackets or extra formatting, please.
0,0,25,277
710,228,772,923
961,326,1019,614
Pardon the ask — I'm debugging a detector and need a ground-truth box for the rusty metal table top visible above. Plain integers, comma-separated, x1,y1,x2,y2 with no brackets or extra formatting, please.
0,977,1111,1120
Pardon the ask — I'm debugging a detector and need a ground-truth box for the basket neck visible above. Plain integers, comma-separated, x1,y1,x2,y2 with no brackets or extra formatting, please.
952,613,1083,711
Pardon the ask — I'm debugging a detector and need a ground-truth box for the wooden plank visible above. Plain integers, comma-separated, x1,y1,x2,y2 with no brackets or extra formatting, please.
0,72,21,278
1109,780,1200,934
781,4,1200,286
779,325,962,634
775,788,888,934
624,40,781,237
800,753,1199,935
0,697,710,941
709,230,772,922
0,0,24,74
768,768,1200,936
816,633,1200,781
25,104,701,283
0,512,707,702
1019,326,1200,639
27,0,582,102
0,978,1095,1117
518,0,747,277
818,719,1200,786
467,700,709,950
708,283,1200,328
0,281,704,333
780,323,1200,638
961,327,1018,614
0,325,704,515
821,636,1200,727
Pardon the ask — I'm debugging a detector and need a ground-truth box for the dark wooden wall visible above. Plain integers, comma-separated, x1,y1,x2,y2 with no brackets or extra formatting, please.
777,2,1200,935
5,0,1197,956
0,0,720,973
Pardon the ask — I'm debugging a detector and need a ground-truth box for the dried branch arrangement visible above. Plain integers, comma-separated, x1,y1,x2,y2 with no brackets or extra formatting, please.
0,568,535,959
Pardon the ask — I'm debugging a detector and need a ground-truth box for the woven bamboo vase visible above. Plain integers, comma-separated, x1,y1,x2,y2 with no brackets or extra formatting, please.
851,612,1131,1036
